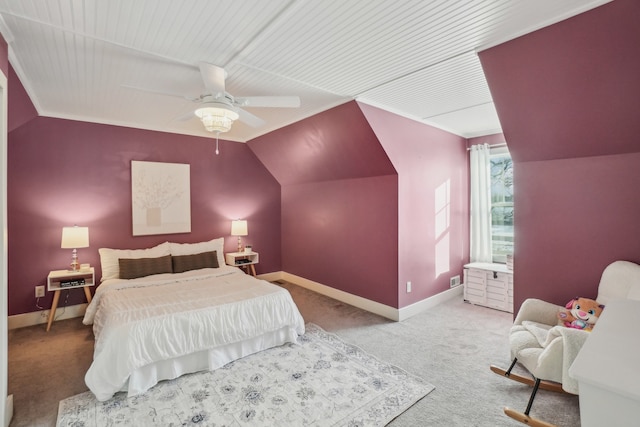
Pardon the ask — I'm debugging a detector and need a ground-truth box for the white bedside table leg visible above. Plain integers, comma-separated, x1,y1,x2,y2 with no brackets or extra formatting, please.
83,287,92,303
46,290,61,332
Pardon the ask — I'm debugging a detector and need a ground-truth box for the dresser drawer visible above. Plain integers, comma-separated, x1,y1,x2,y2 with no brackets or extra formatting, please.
487,278,507,292
465,286,485,299
464,288,485,305
466,268,487,281
464,263,514,313
466,279,485,292
487,289,508,303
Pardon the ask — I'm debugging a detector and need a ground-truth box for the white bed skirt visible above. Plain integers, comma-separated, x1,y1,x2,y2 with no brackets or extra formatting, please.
125,326,299,397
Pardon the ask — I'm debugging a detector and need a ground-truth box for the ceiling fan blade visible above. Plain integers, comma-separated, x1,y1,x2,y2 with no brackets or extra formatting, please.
122,84,194,100
199,62,226,96
176,110,196,122
235,96,300,108
236,108,266,128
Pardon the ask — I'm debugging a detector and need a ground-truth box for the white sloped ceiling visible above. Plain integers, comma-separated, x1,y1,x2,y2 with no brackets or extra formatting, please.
0,0,611,142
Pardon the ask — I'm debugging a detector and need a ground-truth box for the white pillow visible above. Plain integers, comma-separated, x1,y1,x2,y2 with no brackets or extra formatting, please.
169,237,225,268
99,241,171,281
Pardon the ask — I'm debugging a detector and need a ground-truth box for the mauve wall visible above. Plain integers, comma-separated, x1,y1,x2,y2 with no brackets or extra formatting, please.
479,0,640,312
250,102,400,307
282,176,399,306
8,65,37,132
359,103,468,307
516,153,640,303
251,101,468,309
8,115,281,316
249,102,396,185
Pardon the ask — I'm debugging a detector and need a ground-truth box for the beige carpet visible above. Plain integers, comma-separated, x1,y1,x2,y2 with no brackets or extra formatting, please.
8,281,580,426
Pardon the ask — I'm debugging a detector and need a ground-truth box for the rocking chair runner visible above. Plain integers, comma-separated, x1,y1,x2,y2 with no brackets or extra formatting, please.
491,260,640,427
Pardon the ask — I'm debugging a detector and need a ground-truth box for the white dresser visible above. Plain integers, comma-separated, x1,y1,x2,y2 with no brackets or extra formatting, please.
569,299,640,427
463,262,513,313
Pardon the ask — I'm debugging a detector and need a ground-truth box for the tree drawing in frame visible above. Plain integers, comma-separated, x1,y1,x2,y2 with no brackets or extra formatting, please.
131,161,191,236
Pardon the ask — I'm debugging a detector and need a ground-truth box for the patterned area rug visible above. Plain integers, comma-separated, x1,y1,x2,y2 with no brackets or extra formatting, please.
57,324,434,426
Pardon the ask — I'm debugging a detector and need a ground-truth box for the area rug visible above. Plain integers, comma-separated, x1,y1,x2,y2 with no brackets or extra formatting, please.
57,324,434,426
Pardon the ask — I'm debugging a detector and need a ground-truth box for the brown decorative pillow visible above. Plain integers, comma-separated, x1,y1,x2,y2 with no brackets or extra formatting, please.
118,255,173,279
172,250,219,273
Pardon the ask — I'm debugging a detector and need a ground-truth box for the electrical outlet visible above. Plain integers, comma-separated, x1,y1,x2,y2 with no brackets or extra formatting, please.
35,285,45,298
450,275,461,288
406,281,412,293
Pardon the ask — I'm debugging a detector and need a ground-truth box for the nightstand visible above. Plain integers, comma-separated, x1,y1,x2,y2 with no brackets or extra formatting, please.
225,251,259,277
46,267,95,331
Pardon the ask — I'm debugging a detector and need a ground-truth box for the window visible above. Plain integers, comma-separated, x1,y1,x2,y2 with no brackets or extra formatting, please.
489,149,514,263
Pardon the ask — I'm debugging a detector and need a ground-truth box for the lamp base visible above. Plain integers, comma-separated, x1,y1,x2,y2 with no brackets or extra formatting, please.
68,249,80,271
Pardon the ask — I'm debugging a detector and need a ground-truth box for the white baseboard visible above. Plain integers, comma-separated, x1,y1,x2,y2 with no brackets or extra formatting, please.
397,284,463,321
256,272,283,282
280,272,464,322
4,394,12,427
8,274,464,329
281,272,401,321
8,303,88,330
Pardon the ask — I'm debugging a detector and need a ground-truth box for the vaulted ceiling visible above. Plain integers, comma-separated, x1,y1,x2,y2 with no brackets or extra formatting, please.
0,0,611,142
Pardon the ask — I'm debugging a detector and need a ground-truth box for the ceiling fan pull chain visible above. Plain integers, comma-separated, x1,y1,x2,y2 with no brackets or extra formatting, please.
215,134,220,155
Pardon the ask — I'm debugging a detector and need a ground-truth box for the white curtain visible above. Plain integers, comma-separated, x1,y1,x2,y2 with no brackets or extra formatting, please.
470,143,493,263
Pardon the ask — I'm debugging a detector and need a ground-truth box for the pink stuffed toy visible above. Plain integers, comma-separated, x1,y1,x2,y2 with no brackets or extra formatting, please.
557,297,605,331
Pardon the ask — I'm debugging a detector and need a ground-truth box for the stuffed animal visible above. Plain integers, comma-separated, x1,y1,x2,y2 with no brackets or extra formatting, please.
557,297,605,331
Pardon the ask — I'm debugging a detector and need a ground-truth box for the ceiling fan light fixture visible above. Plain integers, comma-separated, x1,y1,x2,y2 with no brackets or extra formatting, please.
195,106,239,133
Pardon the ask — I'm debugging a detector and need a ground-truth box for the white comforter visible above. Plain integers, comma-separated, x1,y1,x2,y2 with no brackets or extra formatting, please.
83,266,305,401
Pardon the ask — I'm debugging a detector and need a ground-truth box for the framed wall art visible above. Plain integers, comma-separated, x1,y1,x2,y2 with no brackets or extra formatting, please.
131,160,191,236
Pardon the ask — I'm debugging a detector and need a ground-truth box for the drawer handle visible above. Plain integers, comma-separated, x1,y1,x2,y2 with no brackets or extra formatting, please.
493,271,498,279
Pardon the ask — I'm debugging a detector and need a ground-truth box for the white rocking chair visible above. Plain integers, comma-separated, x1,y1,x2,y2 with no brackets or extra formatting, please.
490,260,640,427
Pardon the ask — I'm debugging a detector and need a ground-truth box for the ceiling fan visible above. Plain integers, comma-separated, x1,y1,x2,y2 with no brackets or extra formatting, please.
126,62,300,153
192,62,300,130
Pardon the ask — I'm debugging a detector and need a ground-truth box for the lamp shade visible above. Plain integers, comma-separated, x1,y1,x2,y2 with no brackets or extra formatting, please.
61,226,89,248
195,104,239,133
230,220,248,236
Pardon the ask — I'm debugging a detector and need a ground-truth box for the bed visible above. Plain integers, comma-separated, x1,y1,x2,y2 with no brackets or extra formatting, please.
82,238,305,402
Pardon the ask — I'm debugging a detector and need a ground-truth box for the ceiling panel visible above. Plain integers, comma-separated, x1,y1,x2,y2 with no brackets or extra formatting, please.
358,51,492,118
0,0,612,141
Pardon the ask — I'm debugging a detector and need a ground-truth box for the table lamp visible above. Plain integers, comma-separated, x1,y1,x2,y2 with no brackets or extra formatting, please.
61,225,89,271
231,220,248,253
